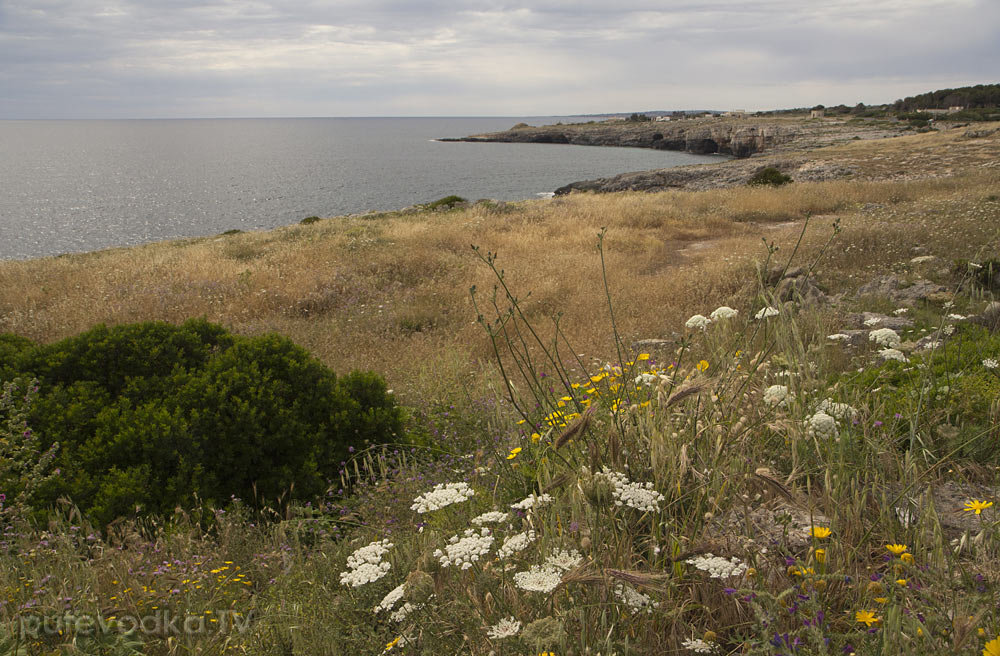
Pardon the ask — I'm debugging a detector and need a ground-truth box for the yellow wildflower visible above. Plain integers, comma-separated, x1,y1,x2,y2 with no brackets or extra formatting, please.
855,610,880,627
964,499,994,515
900,552,914,564
507,447,522,460
985,637,1000,656
810,526,832,539
696,359,710,372
886,544,908,555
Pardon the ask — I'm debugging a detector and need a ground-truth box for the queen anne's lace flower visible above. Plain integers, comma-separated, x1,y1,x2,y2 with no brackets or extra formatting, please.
602,468,664,512
869,328,900,348
816,399,857,422
806,411,838,439
375,583,406,614
827,333,851,341
864,317,883,327
511,493,553,511
497,530,536,559
513,565,562,593
685,553,747,579
390,602,420,623
685,314,712,330
682,638,717,653
544,548,583,571
879,348,908,362
984,358,999,369
433,528,494,569
710,306,738,321
471,510,509,526
763,384,790,407
755,306,779,320
486,616,521,639
340,539,393,587
614,582,659,614
410,482,475,513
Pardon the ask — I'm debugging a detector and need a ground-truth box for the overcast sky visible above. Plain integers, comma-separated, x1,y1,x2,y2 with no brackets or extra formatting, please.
1,0,997,118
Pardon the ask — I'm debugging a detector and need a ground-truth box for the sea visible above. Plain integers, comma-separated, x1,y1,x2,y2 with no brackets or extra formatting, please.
0,117,724,260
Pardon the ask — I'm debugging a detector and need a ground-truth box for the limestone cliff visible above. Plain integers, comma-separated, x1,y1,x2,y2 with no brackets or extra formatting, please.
443,117,905,159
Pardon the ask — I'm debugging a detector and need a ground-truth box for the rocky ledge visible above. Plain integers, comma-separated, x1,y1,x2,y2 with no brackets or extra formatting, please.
443,116,905,159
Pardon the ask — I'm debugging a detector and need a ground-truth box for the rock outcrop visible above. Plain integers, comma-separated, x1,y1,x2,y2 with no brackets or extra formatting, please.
443,117,907,160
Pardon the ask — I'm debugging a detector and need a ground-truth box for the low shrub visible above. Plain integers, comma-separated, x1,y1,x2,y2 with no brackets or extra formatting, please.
422,195,467,211
747,166,793,187
2,319,403,525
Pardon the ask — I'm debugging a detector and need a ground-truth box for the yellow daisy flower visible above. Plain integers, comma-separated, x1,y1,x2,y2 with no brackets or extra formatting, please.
810,526,832,539
855,610,880,627
507,447,522,460
984,637,1000,656
964,499,994,515
885,544,908,555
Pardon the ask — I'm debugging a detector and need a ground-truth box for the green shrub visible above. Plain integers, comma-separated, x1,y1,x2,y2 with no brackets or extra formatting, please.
747,167,793,187
3,320,403,525
300,215,321,225
422,195,467,211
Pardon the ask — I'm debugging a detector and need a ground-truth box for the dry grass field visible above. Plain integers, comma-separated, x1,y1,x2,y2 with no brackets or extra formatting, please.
1,124,998,405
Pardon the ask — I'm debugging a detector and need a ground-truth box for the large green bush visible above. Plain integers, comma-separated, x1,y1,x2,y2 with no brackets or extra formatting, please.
1,319,403,525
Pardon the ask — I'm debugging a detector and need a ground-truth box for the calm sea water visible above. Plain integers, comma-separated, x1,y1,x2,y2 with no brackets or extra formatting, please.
0,117,723,260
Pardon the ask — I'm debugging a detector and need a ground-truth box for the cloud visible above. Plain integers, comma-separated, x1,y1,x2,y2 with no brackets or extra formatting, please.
0,0,996,117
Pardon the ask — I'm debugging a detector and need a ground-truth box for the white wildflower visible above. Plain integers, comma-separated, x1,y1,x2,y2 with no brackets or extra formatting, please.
410,482,475,513
512,565,562,593
685,553,748,579
709,306,738,321
471,510,509,526
340,539,393,587
984,358,999,369
910,255,936,264
943,324,955,336
682,638,717,653
433,528,494,570
879,348,908,363
755,306,779,320
602,467,664,513
511,493,553,511
375,583,406,614
390,602,420,623
947,313,966,321
806,411,838,439
868,328,900,348
497,530,536,559
893,308,909,316
919,340,942,350
614,582,659,614
763,384,790,407
863,317,883,327
827,333,851,341
816,399,857,422
544,548,583,571
685,314,712,330
486,616,521,639
943,301,955,309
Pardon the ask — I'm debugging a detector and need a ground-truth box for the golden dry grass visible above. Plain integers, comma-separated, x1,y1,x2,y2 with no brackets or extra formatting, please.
1,126,998,403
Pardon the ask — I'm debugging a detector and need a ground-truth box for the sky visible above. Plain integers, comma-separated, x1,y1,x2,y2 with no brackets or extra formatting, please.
1,0,997,119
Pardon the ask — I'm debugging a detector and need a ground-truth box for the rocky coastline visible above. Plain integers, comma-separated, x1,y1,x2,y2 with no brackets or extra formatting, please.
444,116,913,195
443,116,906,158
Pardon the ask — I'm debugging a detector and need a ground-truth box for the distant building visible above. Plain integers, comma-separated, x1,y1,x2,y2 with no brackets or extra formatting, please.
810,109,825,118
724,110,746,118
654,115,671,121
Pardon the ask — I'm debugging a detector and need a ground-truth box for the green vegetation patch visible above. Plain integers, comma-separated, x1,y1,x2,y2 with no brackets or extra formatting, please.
1,319,402,525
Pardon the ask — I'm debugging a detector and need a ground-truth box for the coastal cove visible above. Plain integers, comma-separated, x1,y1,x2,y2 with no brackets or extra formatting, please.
0,117,724,260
